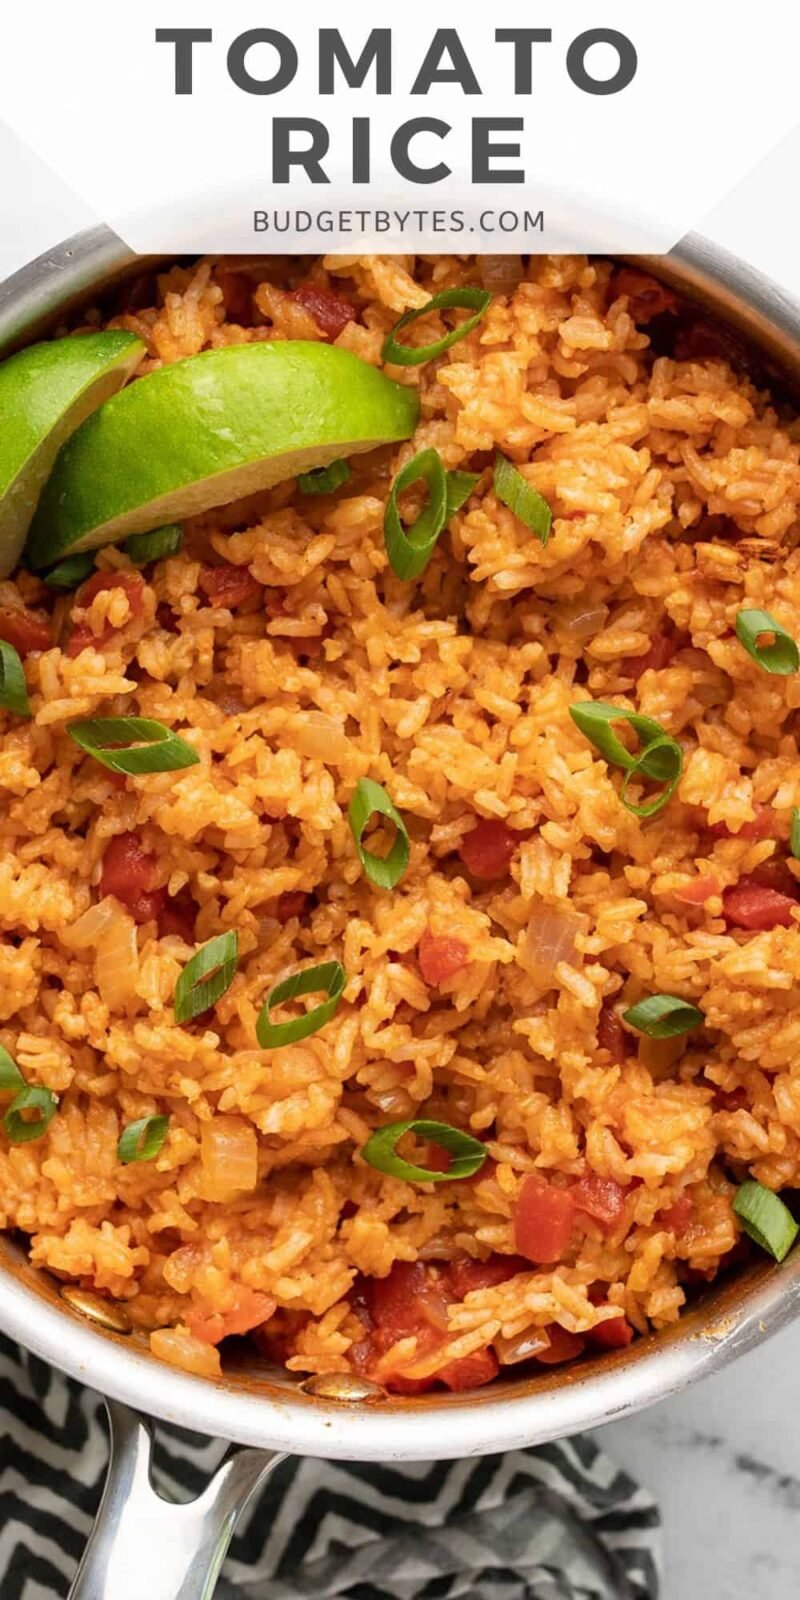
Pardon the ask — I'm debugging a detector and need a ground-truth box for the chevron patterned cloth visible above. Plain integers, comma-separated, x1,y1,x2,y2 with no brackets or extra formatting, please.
0,1333,661,1600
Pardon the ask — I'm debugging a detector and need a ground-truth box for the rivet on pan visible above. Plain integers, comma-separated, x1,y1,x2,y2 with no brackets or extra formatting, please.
60,1287,132,1335
300,1372,387,1403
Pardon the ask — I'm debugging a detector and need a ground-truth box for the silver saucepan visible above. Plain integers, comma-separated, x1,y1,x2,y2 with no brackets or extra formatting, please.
0,227,799,1600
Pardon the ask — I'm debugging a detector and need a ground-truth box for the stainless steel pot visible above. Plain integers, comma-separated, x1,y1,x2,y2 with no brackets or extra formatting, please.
1,227,799,1600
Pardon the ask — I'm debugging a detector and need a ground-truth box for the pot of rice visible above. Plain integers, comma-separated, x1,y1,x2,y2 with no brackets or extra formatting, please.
0,228,799,1597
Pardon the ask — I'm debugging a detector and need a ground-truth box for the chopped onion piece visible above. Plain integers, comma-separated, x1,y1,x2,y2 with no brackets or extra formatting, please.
479,255,525,291
283,711,350,763
62,896,118,950
519,903,589,985
494,1327,553,1365
554,602,609,640
95,909,139,1007
200,1116,258,1201
150,1326,222,1378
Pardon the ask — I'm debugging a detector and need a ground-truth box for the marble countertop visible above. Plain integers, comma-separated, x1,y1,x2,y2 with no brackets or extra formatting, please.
593,1320,800,1599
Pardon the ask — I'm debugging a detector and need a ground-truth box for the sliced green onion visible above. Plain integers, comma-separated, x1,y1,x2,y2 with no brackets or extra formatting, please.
0,640,30,719
493,453,552,546
361,1118,487,1183
382,287,492,367
733,1179,798,1263
445,470,480,519
174,932,239,1024
735,609,799,676
0,1045,24,1092
4,1086,57,1144
297,460,351,495
44,554,96,590
790,807,800,860
67,716,200,775
256,960,346,1049
620,734,684,818
348,778,410,890
384,448,448,581
623,994,704,1039
124,525,183,565
118,1114,169,1164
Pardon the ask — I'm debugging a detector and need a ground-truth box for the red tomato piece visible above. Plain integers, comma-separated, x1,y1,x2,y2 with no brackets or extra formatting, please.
68,573,144,657
626,632,679,682
722,879,797,931
513,1178,576,1265
444,1254,529,1299
365,1261,449,1338
535,1325,586,1365
572,1173,628,1229
458,818,520,880
188,1289,276,1347
437,1347,499,1391
596,1003,629,1061
418,930,470,986
611,268,679,322
100,831,166,924
217,269,255,325
291,283,354,339
276,890,311,923
587,1315,634,1349
707,804,775,841
675,874,720,906
158,886,198,941
199,564,263,610
659,1194,693,1234
0,606,52,657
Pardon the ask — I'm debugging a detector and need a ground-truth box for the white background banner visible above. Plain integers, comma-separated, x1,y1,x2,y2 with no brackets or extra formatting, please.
0,1,797,254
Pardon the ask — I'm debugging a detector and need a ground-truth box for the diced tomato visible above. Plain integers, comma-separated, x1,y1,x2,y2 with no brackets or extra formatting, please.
418,930,470,986
587,1315,634,1349
707,804,775,842
610,268,679,322
158,886,198,941
217,269,254,324
626,632,679,682
365,1261,448,1338
199,563,263,610
444,1254,529,1299
276,890,311,923
675,874,719,906
458,818,520,880
100,831,166,924
535,1325,586,1365
596,1003,629,1061
68,572,145,657
723,879,797,931
188,1289,276,1347
291,283,354,339
0,606,52,657
437,1348,499,1391
572,1173,628,1229
513,1178,576,1265
659,1194,693,1234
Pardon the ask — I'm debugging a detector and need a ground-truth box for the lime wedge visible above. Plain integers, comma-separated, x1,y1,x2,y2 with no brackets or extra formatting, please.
27,342,419,569
0,332,144,578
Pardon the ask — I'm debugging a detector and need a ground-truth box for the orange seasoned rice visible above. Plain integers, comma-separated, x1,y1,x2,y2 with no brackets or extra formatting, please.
1,252,800,1388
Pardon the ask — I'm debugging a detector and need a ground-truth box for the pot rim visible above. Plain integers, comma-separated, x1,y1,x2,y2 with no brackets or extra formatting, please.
1,224,799,1458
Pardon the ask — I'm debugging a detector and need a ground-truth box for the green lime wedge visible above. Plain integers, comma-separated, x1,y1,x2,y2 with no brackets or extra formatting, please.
0,331,144,578
27,342,419,569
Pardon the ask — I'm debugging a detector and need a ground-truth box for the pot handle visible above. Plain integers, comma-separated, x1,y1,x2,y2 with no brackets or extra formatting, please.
68,1399,286,1600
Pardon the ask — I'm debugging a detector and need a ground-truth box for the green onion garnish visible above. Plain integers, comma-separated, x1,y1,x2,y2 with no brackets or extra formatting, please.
118,1114,169,1165
44,554,96,590
623,994,704,1038
124,525,184,565
494,453,552,546
735,609,799,676
384,448,448,580
67,716,200,775
0,1045,24,1092
733,1179,798,1262
297,460,351,495
790,808,800,860
256,960,346,1049
348,778,410,890
382,287,492,367
570,701,683,819
174,932,239,1024
0,640,30,719
4,1086,57,1144
361,1118,487,1183
445,470,480,519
